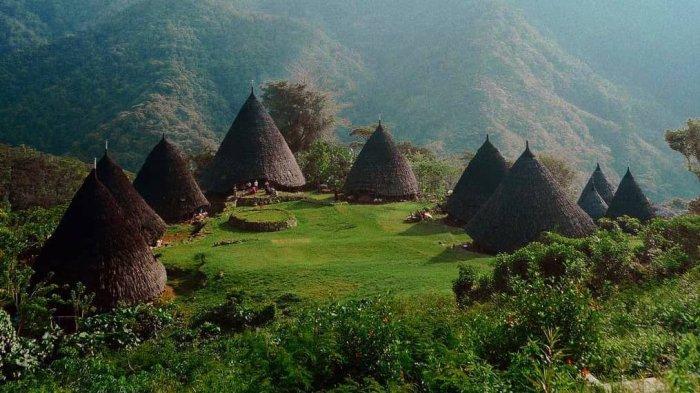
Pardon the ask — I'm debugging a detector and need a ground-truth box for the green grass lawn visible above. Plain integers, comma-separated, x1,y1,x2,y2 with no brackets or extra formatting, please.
159,194,492,309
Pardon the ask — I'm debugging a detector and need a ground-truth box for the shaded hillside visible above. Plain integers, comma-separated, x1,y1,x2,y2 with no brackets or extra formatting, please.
0,0,696,199
256,0,697,200
0,0,362,169
0,143,89,209
511,0,700,118
0,0,136,53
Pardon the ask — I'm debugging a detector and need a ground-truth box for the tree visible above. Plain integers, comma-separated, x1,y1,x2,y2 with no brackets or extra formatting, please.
297,141,355,191
262,81,344,153
539,154,576,197
665,119,700,180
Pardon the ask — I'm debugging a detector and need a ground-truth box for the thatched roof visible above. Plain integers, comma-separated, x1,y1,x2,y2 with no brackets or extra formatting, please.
446,135,509,223
605,168,655,221
579,163,615,204
344,122,419,199
203,91,305,194
34,170,166,309
134,136,210,223
577,182,608,221
97,151,166,245
465,143,596,253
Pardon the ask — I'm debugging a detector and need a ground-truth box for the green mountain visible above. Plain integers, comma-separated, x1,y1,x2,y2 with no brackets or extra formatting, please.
0,0,362,169
0,0,697,200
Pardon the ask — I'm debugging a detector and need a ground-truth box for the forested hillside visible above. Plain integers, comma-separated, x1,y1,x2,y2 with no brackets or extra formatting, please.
0,0,697,199
0,0,362,169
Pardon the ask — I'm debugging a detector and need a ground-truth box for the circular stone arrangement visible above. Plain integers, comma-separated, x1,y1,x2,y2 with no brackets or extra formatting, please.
227,208,297,232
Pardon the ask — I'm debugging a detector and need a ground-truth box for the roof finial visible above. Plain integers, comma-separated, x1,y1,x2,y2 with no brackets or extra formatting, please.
250,79,255,94
378,113,382,127
105,139,109,152
162,133,166,141
486,134,489,142
525,140,530,150
93,157,97,170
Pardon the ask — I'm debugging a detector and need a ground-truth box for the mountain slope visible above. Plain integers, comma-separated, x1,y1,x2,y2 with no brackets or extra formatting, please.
0,0,362,169
510,0,700,118
0,0,696,199
257,0,697,199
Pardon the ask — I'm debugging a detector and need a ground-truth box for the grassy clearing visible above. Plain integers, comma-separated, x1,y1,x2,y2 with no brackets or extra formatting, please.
158,195,491,310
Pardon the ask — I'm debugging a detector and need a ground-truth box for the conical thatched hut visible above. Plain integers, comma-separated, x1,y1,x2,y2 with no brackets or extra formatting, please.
203,90,305,194
134,136,210,223
97,151,166,245
446,136,509,223
465,143,596,253
605,168,655,221
579,163,615,204
577,182,608,221
344,122,419,201
34,170,166,309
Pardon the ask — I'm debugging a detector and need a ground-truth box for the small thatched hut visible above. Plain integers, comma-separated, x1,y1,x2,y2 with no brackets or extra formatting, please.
446,136,509,223
577,182,608,221
134,136,210,223
203,90,305,194
34,170,166,309
97,151,166,245
605,168,655,221
465,142,595,253
579,163,615,204
344,122,419,201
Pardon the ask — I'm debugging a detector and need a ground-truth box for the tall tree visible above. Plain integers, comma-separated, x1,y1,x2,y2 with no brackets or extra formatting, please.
262,81,344,153
666,119,700,180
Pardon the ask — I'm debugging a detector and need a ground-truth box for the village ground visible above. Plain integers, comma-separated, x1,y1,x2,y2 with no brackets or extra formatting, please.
159,193,492,311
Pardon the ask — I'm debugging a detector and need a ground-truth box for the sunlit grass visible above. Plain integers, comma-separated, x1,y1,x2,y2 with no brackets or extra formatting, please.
158,195,492,310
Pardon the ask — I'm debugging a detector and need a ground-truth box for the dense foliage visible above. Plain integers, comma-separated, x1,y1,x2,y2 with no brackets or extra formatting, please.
262,80,345,153
1,0,698,199
0,144,88,210
0,201,697,390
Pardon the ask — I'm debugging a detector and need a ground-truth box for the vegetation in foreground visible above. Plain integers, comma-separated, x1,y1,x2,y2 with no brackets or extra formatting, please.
1,197,698,391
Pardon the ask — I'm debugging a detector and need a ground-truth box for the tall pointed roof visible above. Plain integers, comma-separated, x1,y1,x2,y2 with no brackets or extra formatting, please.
34,170,166,309
97,151,166,245
134,136,210,223
579,163,615,204
203,91,305,193
446,135,509,223
605,168,655,221
465,144,595,253
344,123,419,199
577,182,608,220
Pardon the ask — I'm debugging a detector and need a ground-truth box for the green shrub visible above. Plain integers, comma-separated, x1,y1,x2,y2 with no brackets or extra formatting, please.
60,305,174,356
194,291,275,333
667,334,700,391
453,265,492,307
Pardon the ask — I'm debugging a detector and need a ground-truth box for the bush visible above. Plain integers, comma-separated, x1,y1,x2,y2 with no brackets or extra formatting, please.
0,309,55,381
194,291,275,333
453,265,492,307
491,242,588,294
60,305,174,356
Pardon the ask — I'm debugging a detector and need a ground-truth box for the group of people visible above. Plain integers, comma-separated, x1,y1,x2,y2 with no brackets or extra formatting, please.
233,180,277,197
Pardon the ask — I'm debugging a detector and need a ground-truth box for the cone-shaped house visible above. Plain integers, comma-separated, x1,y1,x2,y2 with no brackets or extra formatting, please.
577,183,608,221
134,136,210,223
344,122,419,201
203,90,305,194
579,163,615,204
34,170,166,309
446,135,509,223
97,150,166,245
465,142,596,253
605,168,655,221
